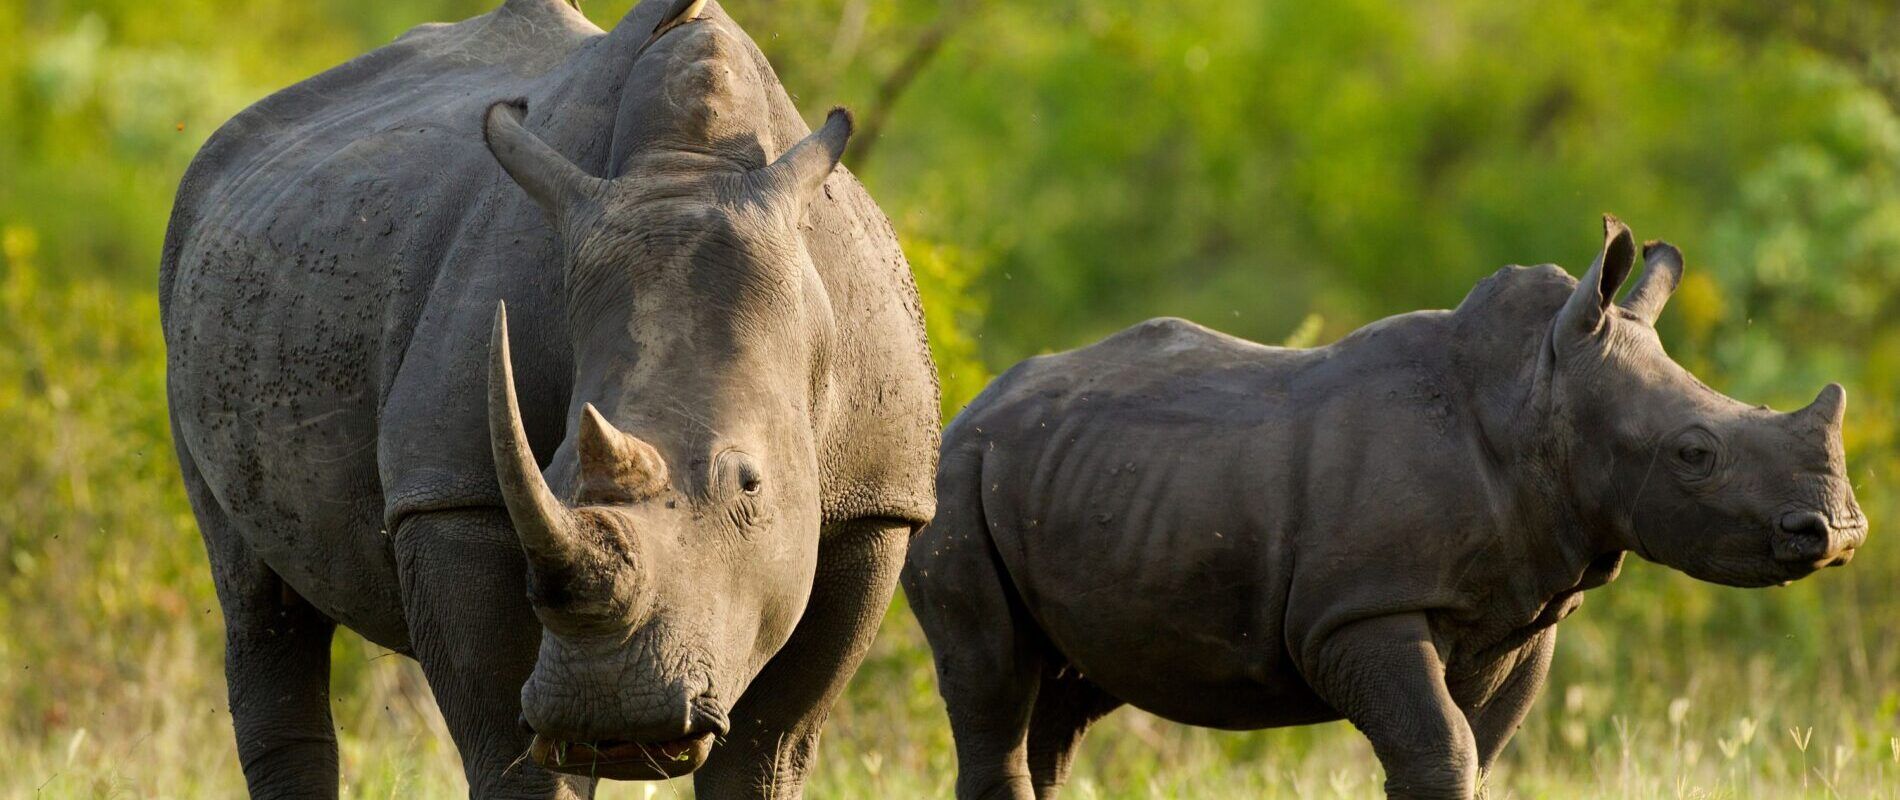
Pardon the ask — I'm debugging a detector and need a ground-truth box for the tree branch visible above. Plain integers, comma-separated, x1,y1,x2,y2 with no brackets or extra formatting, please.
845,4,966,173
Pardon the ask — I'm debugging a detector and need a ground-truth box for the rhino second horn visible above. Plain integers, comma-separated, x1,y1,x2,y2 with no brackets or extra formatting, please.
576,404,670,505
488,303,584,569
1796,383,1848,431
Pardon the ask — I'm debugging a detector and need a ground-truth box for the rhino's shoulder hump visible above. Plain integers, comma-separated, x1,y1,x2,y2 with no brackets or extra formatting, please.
160,1,602,317
176,0,596,192
1454,263,1574,324
386,1,599,72
1059,317,1283,379
1096,316,1269,354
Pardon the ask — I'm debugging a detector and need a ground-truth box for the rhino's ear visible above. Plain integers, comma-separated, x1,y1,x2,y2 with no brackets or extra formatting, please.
1620,241,1683,325
1556,214,1638,339
754,107,853,210
483,100,606,225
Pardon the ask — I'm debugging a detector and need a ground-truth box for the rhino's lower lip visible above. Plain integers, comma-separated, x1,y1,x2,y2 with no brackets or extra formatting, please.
529,731,715,779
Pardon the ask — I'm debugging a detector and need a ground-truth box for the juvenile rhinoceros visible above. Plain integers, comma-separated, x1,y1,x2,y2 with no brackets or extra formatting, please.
904,216,1864,800
161,1,937,796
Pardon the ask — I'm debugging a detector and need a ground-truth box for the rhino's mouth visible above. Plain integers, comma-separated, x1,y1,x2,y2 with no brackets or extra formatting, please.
529,731,715,780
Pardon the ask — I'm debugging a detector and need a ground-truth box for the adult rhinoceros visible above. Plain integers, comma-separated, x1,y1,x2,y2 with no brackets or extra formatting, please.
160,0,938,795
904,217,1865,800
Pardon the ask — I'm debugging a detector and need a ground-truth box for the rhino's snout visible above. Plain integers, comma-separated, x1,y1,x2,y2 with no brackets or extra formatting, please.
519,684,730,780
1773,510,1863,567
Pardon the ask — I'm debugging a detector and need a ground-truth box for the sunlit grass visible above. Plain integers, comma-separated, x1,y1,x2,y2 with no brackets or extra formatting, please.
8,605,1900,798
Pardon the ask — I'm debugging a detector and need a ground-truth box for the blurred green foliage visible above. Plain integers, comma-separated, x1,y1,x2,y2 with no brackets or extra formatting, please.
3,0,1899,795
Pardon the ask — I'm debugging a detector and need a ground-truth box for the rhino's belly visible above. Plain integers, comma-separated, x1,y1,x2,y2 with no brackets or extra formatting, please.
172,381,408,648
168,209,410,648
1014,531,1337,729
995,471,1333,729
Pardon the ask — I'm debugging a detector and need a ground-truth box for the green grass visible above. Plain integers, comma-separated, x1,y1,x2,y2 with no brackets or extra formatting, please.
9,604,1900,798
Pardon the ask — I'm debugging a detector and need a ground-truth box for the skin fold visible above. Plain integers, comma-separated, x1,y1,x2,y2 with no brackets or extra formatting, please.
160,1,937,796
905,217,1864,800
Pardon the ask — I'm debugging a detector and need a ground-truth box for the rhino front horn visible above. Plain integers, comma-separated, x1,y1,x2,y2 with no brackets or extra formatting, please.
488,303,584,569
1796,383,1848,431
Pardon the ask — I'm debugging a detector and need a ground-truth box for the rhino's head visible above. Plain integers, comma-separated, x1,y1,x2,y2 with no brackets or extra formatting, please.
1540,216,1865,588
477,11,849,780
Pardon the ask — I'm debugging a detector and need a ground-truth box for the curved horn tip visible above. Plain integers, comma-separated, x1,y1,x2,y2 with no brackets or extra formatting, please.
489,303,506,361
489,302,513,365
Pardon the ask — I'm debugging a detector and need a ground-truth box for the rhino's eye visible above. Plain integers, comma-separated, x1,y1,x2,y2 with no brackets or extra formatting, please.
1669,429,1720,480
716,450,765,499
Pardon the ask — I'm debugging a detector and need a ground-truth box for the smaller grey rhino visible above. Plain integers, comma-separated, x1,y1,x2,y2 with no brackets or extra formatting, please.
904,216,1864,800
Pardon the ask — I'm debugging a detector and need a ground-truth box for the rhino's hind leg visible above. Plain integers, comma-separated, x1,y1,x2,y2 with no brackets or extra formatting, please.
1024,674,1121,800
181,451,340,798
903,455,1044,800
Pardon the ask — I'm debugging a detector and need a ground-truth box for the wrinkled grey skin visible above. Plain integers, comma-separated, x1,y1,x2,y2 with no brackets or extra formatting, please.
905,217,1864,800
160,1,938,796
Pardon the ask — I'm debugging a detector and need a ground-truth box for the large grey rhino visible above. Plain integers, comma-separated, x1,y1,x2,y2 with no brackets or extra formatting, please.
159,0,938,796
904,217,1865,800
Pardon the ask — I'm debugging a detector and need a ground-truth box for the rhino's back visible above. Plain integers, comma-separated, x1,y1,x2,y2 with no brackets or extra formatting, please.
962,316,1310,457
159,1,603,645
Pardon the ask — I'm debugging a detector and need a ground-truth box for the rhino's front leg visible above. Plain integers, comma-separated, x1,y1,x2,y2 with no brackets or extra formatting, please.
1305,614,1479,800
394,508,590,799
693,518,910,799
1463,628,1556,775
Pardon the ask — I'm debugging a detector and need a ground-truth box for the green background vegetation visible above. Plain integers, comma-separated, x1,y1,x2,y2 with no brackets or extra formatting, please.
3,0,1898,796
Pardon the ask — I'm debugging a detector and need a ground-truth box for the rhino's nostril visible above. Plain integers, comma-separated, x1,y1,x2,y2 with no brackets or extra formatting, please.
691,695,731,738
1778,510,1831,541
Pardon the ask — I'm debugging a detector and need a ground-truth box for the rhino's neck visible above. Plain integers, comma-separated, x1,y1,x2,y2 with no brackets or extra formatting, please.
1449,301,1627,603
